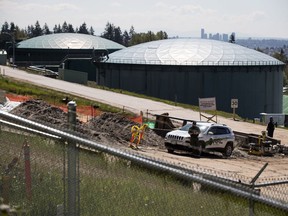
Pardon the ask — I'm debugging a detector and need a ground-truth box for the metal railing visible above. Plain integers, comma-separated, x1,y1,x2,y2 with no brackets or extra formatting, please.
106,58,284,66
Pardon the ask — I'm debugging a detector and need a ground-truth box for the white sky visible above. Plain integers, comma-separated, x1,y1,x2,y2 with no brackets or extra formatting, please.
0,0,287,39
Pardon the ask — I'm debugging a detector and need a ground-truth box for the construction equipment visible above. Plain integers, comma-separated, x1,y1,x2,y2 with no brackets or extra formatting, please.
248,131,278,156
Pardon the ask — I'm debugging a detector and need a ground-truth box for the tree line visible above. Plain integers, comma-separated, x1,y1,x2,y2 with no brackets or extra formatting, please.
273,50,288,87
0,21,168,48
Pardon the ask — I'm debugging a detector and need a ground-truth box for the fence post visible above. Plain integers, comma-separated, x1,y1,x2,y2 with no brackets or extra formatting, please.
67,101,79,216
23,140,32,201
249,162,268,216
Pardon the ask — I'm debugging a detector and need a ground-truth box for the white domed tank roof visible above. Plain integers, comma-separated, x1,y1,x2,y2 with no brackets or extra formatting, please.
107,38,283,66
17,33,125,50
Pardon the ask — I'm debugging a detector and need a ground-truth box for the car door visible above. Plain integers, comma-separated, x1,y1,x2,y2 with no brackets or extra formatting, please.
205,126,228,149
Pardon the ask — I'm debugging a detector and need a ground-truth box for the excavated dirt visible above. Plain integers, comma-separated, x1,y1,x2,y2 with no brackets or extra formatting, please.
10,99,164,148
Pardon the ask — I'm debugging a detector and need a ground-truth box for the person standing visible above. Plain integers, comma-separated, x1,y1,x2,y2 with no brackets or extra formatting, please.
188,121,201,154
266,117,276,137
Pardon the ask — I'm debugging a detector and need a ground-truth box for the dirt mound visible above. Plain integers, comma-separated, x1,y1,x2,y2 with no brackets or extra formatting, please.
10,99,164,148
86,112,164,147
11,99,70,126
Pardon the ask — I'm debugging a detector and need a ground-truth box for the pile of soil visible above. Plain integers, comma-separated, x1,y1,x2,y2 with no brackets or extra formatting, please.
86,112,164,147
11,99,69,126
10,99,164,149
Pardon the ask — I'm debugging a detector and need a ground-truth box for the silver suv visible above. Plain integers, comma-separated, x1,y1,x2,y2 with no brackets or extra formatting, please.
164,122,235,157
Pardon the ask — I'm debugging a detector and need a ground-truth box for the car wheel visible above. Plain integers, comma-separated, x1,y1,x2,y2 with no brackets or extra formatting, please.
223,143,233,157
167,149,174,154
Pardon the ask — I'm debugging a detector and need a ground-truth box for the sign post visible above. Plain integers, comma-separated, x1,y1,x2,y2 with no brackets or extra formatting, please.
231,99,238,120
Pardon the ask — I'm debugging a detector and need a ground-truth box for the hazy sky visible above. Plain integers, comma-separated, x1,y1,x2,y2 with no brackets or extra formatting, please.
1,0,287,39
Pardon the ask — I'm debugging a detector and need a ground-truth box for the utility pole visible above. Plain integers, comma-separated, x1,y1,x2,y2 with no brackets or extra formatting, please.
12,31,15,67
2,31,15,66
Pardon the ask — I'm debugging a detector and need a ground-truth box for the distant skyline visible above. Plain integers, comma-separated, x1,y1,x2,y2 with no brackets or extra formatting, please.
0,0,288,39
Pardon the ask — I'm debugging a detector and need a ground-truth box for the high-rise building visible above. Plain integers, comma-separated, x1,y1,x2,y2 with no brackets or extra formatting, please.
200,29,234,42
201,28,205,39
223,34,229,42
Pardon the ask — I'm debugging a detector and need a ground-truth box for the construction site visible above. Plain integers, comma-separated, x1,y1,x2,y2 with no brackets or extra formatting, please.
1,66,288,215
1,65,288,177
2,95,288,180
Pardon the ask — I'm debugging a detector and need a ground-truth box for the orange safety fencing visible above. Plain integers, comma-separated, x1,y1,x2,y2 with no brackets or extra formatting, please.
130,115,143,125
57,105,102,117
6,94,31,102
5,94,103,122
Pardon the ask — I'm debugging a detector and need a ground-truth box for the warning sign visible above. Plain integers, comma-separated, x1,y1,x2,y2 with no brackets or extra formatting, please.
231,99,238,108
199,97,216,111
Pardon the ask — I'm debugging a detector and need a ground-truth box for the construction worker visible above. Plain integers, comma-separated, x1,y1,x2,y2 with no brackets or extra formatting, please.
266,117,276,137
129,124,148,149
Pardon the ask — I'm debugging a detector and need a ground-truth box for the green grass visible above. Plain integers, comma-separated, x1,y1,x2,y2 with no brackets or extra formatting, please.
0,76,123,114
87,81,241,120
0,74,242,122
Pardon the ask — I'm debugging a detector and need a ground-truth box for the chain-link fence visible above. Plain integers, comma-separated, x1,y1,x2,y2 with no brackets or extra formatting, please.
0,110,288,216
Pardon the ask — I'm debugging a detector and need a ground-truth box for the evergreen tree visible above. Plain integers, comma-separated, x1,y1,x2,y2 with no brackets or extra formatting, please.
53,24,62,33
62,21,69,33
30,21,43,37
1,21,9,33
156,31,168,40
102,22,114,40
53,24,57,33
129,26,136,38
114,26,123,44
67,24,75,33
16,27,27,39
229,33,235,43
9,22,16,33
273,49,287,63
122,30,130,47
0,22,14,49
146,31,155,41
43,23,51,35
273,49,288,87
32,21,43,37
1,20,169,46
89,26,94,35
27,25,34,38
78,22,89,34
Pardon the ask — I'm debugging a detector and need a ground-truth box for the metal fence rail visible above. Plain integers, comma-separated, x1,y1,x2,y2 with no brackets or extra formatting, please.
107,58,284,66
0,110,287,216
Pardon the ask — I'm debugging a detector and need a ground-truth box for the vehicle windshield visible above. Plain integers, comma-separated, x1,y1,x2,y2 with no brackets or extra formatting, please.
180,123,209,133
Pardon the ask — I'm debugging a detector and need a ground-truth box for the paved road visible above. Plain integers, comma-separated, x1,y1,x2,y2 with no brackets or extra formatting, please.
1,66,287,145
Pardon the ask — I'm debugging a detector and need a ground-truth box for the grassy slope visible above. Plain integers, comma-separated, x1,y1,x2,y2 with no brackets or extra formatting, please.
0,75,239,120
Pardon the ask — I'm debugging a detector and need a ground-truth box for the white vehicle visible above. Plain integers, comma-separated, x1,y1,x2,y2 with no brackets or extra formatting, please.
164,122,235,157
